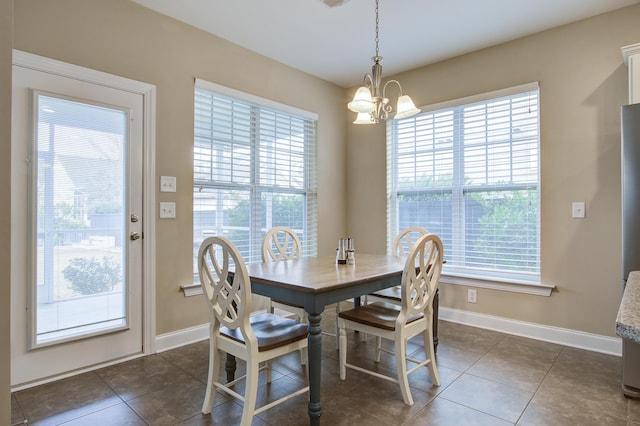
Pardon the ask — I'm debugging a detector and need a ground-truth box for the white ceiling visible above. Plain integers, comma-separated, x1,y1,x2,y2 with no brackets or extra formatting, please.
131,0,640,88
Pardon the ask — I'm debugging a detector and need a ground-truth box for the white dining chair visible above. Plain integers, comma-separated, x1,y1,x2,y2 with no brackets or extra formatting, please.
199,236,309,425
262,226,340,355
366,226,428,305
262,226,307,364
338,233,443,406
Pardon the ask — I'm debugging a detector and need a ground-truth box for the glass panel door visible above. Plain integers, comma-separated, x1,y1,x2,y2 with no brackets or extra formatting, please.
32,93,129,347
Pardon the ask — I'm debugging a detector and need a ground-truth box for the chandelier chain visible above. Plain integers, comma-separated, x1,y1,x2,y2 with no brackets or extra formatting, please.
375,0,379,57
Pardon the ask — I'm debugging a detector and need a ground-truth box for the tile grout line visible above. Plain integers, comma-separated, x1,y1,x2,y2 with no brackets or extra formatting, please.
512,343,566,425
93,369,151,425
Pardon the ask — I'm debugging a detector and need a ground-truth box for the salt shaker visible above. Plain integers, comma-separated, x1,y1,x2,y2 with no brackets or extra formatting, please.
346,249,355,265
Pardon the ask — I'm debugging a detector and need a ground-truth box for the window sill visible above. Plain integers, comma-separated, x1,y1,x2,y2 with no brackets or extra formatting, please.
181,283,203,297
439,272,555,296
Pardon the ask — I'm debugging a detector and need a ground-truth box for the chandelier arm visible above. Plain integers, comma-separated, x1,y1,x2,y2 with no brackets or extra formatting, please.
362,73,375,89
381,79,404,99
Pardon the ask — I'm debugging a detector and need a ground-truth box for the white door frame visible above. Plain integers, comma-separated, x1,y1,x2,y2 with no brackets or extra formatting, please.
11,50,156,388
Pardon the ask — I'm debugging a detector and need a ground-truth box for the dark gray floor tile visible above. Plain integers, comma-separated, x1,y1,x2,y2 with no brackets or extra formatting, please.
489,334,561,370
519,373,628,425
11,321,636,426
179,400,269,426
284,396,391,426
57,403,147,426
550,346,623,387
437,321,504,352
14,372,121,426
11,393,25,425
126,378,207,425
439,373,533,423
467,352,548,392
405,397,513,426
408,364,463,397
630,396,640,422
434,341,486,372
96,354,202,401
158,339,210,382
330,362,436,424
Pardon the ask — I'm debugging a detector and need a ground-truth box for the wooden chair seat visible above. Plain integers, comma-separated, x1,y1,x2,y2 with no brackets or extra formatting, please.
338,302,423,331
221,312,308,352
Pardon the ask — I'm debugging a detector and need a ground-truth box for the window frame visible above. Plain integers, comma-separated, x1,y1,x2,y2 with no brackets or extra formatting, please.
192,78,318,277
387,82,554,296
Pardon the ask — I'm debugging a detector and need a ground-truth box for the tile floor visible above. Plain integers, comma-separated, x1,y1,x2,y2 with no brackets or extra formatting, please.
10,309,640,426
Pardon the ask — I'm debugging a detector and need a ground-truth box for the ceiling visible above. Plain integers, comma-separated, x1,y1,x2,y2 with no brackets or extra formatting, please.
131,0,640,88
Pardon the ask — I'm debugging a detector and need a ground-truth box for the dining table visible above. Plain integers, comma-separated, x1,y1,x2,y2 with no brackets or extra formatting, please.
231,253,410,425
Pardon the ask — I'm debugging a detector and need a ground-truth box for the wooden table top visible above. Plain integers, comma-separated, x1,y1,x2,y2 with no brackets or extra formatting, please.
245,254,407,295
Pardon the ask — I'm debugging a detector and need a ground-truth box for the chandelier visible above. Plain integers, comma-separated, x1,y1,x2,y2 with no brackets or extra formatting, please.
347,0,421,124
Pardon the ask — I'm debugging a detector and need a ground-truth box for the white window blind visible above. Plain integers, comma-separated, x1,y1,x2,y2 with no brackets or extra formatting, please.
387,83,540,282
193,80,317,270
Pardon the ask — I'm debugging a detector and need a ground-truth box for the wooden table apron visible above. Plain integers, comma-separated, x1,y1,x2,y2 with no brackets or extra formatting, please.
229,254,407,425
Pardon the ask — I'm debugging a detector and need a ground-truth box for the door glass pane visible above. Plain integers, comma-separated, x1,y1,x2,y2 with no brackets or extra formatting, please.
33,93,128,347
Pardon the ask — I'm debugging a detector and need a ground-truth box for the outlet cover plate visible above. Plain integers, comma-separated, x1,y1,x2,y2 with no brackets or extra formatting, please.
572,201,585,219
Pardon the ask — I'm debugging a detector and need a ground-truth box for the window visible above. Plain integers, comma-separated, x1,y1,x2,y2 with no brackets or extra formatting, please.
193,79,317,272
387,83,540,284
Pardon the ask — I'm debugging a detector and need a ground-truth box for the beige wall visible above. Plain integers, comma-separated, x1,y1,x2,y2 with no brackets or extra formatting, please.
347,4,640,337
13,0,348,336
1,0,13,421
10,1,640,388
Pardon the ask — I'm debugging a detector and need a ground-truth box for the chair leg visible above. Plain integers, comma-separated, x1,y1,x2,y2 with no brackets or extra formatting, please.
266,359,272,383
334,304,340,349
339,322,347,380
201,341,221,414
300,346,307,366
375,336,382,363
300,313,308,365
395,337,414,406
423,326,441,386
240,360,259,426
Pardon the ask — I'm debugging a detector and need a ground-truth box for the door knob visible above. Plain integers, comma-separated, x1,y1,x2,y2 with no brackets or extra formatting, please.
130,232,142,241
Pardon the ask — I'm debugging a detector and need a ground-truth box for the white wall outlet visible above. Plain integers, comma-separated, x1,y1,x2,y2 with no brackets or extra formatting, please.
160,176,177,192
467,288,477,303
159,202,176,218
572,201,585,219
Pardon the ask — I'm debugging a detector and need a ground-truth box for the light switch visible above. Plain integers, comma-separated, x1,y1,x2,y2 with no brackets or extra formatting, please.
572,201,585,219
159,202,176,219
160,176,177,192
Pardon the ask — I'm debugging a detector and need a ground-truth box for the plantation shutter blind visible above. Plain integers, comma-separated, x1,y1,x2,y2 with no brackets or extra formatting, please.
388,82,540,282
194,79,317,267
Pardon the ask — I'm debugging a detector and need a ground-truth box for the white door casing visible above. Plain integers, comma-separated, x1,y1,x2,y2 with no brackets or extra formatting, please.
11,51,156,388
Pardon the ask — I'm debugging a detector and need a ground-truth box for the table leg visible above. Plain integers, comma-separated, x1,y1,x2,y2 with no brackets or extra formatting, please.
225,353,236,383
307,312,323,425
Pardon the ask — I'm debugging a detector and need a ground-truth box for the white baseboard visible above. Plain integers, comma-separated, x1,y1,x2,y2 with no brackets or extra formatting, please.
153,308,623,357
155,323,210,353
439,307,622,356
